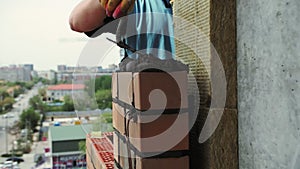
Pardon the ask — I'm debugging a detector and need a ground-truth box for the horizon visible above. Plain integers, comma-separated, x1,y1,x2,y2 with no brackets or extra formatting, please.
0,0,120,71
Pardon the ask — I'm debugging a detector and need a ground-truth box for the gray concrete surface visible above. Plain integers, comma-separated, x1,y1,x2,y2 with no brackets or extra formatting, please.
237,0,300,169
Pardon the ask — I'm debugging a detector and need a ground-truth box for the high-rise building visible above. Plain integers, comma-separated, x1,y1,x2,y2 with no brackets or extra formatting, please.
57,65,67,72
23,64,34,71
37,70,57,82
0,66,31,82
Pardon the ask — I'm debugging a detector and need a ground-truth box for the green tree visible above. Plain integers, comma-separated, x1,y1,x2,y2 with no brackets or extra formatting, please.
10,81,33,90
72,93,98,111
24,81,34,90
19,108,40,131
6,81,17,87
78,141,86,155
29,95,46,113
0,89,9,99
95,76,112,91
0,89,13,113
95,90,112,109
83,76,113,110
32,77,40,84
85,76,112,96
38,88,47,101
41,78,51,85
0,96,15,112
2,97,15,108
62,95,75,111
13,87,24,98
38,88,46,97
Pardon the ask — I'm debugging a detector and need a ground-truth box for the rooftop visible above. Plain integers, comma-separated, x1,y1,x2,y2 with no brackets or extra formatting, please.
49,124,92,141
47,84,85,91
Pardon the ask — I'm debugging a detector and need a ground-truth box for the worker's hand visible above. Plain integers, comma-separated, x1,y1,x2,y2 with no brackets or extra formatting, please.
99,0,135,19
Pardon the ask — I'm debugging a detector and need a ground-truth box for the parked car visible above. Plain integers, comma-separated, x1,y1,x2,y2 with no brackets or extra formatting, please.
20,129,28,138
6,157,24,163
0,160,19,169
2,113,14,119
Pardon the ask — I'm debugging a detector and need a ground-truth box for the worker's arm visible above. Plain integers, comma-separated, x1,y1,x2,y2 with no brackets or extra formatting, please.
69,0,135,33
69,0,106,32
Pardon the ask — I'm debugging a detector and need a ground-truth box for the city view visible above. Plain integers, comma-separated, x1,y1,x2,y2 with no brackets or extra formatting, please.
1,0,299,169
0,0,122,167
0,0,124,167
0,64,117,168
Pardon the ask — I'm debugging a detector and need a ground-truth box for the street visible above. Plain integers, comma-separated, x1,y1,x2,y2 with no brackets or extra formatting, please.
0,85,39,155
0,83,52,169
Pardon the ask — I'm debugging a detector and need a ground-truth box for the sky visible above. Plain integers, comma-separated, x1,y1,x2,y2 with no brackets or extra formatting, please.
0,0,120,71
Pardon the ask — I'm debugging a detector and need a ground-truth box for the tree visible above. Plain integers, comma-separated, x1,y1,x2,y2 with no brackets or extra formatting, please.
0,89,14,112
41,78,50,85
95,76,112,91
0,96,15,112
72,93,98,111
95,90,112,109
2,97,14,109
78,141,86,155
85,76,112,97
84,76,112,110
13,87,24,98
38,88,47,101
0,89,9,100
63,95,75,111
38,88,46,98
24,81,34,90
19,108,40,131
29,95,46,113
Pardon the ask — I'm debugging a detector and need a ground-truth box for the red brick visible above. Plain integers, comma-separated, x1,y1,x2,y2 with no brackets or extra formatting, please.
117,72,134,104
112,73,118,99
114,133,189,169
113,103,189,152
113,71,188,110
133,71,188,110
137,156,189,169
86,134,114,169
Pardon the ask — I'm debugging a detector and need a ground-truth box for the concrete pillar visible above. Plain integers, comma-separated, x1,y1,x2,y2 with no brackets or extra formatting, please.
237,0,300,168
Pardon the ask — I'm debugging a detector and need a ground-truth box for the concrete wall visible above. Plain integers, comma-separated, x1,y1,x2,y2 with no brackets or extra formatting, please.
237,0,300,169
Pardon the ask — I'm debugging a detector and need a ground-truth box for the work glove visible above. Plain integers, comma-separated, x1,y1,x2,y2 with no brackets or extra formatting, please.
99,0,135,19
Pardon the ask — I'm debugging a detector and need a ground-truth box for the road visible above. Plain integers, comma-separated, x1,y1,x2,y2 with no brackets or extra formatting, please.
0,84,40,155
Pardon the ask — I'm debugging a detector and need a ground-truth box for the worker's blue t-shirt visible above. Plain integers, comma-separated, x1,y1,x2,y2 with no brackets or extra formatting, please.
85,0,175,60
122,0,175,60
